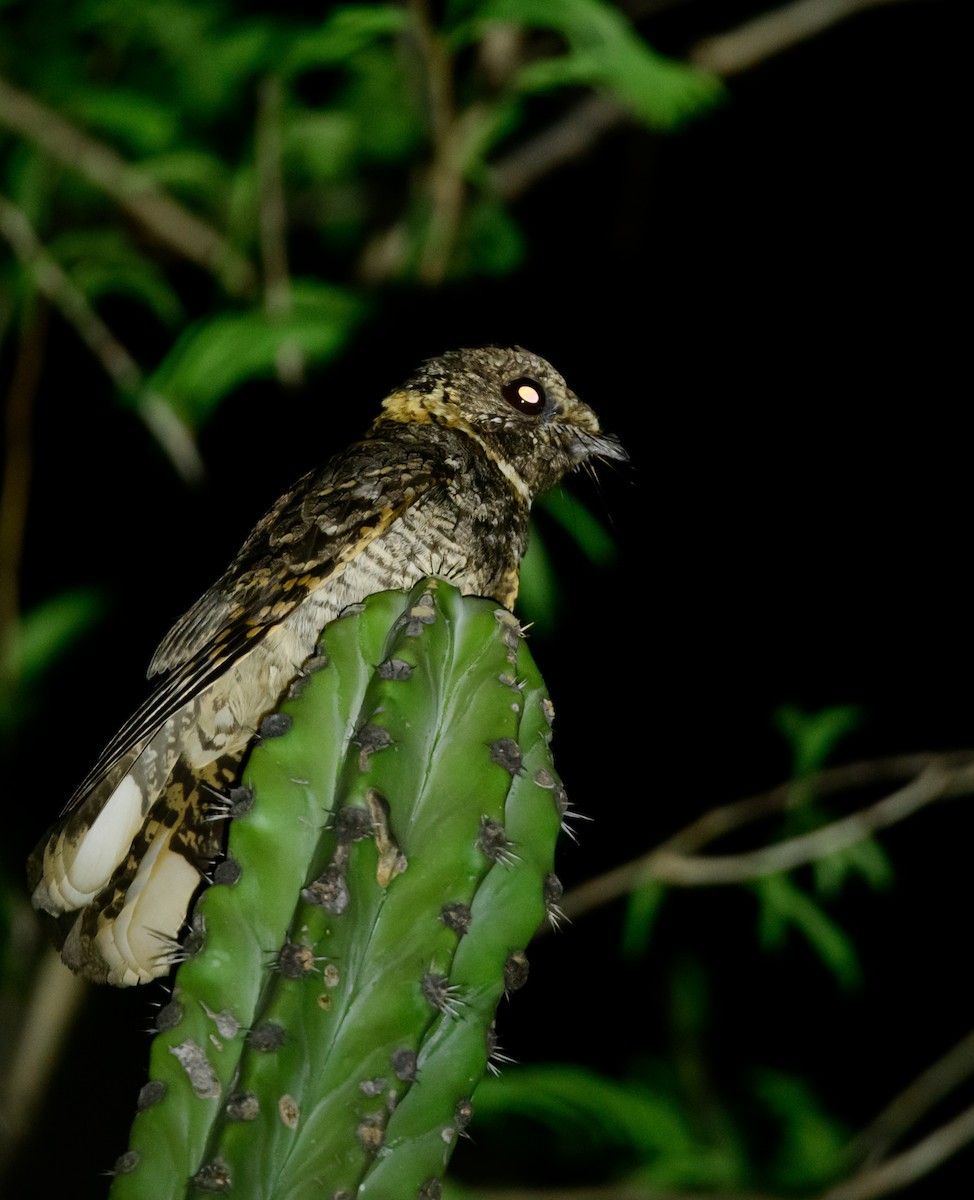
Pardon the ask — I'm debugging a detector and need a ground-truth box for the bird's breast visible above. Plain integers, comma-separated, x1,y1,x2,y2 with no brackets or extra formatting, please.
185,496,524,769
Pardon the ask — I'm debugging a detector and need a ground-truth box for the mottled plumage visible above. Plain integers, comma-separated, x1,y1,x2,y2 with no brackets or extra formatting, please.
27,345,626,986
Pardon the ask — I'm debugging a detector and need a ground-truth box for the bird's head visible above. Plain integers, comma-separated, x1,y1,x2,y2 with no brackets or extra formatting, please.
378,345,627,501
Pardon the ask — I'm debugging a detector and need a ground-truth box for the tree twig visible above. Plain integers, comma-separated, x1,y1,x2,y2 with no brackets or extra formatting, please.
255,74,303,387
256,75,292,319
0,298,47,687
0,193,203,483
561,752,974,919
409,0,466,284
0,73,256,296
847,1027,974,1168
690,0,918,77
491,94,630,201
0,947,87,1176
822,1098,974,1199
491,0,917,203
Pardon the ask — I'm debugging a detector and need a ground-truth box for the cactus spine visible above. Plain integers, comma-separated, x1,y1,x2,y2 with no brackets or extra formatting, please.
108,579,565,1199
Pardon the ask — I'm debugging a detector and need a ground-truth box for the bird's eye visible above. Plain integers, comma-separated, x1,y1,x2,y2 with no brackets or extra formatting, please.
501,376,546,415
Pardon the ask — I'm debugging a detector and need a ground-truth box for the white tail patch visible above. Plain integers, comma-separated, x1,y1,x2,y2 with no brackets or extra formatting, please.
33,774,146,914
94,827,202,987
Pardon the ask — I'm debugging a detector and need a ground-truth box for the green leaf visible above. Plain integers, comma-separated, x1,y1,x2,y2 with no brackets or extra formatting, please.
6,143,54,231
455,97,525,177
517,53,611,94
225,161,260,249
620,880,668,958
208,22,278,99
475,0,725,130
66,88,180,155
751,1069,849,1188
815,837,894,898
2,588,103,688
536,488,619,566
753,874,861,989
473,1065,695,1159
49,229,184,326
772,704,889,900
144,281,367,425
473,1065,744,1188
343,47,426,162
110,5,276,116
454,192,525,276
516,492,619,632
774,703,862,779
281,4,409,76
515,522,559,633
283,109,358,181
139,150,231,209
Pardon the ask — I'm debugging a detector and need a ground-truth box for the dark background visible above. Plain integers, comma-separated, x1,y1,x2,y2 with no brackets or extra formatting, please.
4,1,970,1195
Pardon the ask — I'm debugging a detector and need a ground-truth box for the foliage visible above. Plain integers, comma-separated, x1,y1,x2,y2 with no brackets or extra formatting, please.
0,0,724,440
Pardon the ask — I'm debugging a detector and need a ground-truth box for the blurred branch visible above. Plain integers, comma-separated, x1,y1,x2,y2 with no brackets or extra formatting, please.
0,72,256,296
847,1027,974,1168
561,751,974,917
0,296,47,682
0,193,204,483
491,0,914,201
256,74,291,318
255,74,303,386
409,0,466,284
492,95,628,201
0,947,87,1175
690,0,918,77
822,1098,974,1199
361,1,503,284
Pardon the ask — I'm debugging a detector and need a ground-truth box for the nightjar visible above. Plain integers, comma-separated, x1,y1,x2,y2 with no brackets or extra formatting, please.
27,345,626,986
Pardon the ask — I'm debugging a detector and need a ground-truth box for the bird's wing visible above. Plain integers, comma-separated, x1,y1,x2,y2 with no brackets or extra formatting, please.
148,441,443,674
63,443,448,815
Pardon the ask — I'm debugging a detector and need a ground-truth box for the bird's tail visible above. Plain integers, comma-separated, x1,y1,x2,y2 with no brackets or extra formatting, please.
29,753,241,986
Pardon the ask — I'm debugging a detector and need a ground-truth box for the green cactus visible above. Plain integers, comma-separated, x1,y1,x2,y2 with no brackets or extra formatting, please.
107,579,566,1199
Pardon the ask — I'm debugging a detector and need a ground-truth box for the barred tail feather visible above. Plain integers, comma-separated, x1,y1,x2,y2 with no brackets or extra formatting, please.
65,825,203,987
28,724,182,918
29,764,149,917
30,743,242,986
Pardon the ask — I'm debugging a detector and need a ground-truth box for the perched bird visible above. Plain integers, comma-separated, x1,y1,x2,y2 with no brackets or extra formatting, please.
27,345,626,987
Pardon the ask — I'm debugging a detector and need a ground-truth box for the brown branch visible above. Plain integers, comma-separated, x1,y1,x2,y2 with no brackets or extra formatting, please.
0,73,256,296
256,75,292,319
690,0,918,77
491,94,630,201
822,1099,974,1199
491,0,916,202
0,193,203,483
255,74,304,387
0,298,48,684
477,21,527,91
647,762,960,885
362,0,917,278
847,1027,974,1168
408,0,466,284
0,948,87,1175
561,752,974,920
